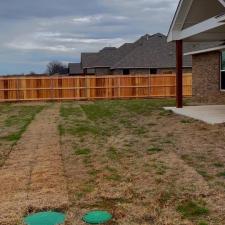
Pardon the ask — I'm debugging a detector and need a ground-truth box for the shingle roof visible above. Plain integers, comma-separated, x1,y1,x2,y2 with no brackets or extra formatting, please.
68,63,83,75
80,33,219,70
90,41,141,68
81,53,99,68
112,33,219,69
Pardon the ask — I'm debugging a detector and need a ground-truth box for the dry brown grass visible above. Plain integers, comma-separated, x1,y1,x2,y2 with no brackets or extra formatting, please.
59,100,225,225
0,103,68,225
1,99,225,225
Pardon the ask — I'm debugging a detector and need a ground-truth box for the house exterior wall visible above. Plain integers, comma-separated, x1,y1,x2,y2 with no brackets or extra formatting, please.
95,68,111,75
112,68,154,75
192,51,225,103
158,68,192,74
112,68,192,75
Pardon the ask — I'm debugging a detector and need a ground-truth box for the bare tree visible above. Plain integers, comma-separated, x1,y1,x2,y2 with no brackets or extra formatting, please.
46,61,68,75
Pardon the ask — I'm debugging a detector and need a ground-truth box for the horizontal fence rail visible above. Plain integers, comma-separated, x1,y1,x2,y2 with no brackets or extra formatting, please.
0,74,192,102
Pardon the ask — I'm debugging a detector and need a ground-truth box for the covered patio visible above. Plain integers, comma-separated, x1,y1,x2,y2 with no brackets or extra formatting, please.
168,0,225,108
166,0,225,124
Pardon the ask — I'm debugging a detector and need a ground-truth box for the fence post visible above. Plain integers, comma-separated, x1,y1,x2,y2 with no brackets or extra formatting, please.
118,75,121,98
50,77,53,100
148,74,151,98
16,78,19,101
86,76,91,100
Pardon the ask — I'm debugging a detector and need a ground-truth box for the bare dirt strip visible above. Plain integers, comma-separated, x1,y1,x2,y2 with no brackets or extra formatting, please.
0,103,68,225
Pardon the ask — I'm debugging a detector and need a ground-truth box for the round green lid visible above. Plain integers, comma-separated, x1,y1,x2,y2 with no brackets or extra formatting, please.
24,211,65,225
82,210,112,224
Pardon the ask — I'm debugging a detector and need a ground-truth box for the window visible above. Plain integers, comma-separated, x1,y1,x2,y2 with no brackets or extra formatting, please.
123,69,130,75
221,51,225,90
150,68,157,74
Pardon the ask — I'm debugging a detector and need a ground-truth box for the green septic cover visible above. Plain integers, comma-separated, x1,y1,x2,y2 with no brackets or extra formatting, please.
82,210,112,224
24,211,65,225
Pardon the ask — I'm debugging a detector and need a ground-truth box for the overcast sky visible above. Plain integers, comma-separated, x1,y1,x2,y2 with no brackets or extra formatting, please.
0,0,178,74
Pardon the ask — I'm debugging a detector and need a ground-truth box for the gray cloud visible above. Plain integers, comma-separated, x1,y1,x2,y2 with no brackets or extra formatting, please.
0,0,178,74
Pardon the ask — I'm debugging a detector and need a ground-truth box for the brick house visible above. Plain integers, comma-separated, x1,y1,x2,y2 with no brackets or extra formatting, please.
69,33,214,76
167,0,225,107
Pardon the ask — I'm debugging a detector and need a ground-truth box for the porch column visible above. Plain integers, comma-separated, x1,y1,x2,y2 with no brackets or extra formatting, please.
176,40,183,108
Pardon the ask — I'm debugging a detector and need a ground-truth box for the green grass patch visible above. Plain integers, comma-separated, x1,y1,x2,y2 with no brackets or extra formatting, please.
153,163,168,175
198,221,208,225
180,119,193,124
76,182,95,199
74,148,91,155
159,109,173,116
133,126,148,135
60,105,83,118
58,124,65,136
214,163,224,168
107,147,120,160
67,123,103,136
1,105,44,143
177,200,209,218
105,166,122,181
81,102,118,120
197,169,212,180
147,146,163,154
81,99,176,120
217,172,225,178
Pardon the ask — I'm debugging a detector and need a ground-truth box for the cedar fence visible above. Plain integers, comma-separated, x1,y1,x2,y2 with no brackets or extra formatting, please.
0,74,192,102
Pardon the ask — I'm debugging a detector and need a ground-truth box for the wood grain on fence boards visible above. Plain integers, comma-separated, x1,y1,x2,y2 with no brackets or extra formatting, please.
0,74,192,102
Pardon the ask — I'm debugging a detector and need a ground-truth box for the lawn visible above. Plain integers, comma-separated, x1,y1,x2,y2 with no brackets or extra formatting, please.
0,103,45,166
59,99,225,225
0,99,225,225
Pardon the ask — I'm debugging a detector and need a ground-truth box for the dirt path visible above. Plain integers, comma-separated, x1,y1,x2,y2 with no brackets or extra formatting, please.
0,103,68,225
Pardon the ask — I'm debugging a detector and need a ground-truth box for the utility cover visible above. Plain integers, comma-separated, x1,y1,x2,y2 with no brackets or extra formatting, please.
24,211,65,225
82,210,112,224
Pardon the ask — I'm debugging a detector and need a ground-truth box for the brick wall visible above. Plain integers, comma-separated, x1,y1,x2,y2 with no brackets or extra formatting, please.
192,51,225,103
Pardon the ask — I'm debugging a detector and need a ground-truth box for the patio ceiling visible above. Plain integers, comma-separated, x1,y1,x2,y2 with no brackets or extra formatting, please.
167,0,225,42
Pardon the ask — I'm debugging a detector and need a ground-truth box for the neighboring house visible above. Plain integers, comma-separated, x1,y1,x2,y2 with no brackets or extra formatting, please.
68,63,83,75
168,0,225,106
69,33,217,76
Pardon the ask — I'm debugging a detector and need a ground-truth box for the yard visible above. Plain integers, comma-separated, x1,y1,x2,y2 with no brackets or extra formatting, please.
0,99,225,225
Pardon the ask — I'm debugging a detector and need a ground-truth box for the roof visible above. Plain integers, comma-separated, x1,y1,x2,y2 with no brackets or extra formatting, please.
81,34,156,69
167,0,225,42
68,63,83,74
112,33,218,69
81,53,99,68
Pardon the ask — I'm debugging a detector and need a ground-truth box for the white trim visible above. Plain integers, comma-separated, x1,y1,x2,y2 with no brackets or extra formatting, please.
184,45,225,56
177,14,225,40
218,0,225,8
167,0,191,42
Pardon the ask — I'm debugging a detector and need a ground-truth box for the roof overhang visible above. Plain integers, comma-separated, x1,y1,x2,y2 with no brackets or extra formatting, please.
167,0,225,42
184,45,225,55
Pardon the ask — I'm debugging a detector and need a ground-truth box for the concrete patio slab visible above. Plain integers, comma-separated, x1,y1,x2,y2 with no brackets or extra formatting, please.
164,105,225,125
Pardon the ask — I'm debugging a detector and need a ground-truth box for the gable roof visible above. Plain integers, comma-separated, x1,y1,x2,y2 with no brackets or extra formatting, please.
112,33,218,69
68,63,83,75
167,0,225,42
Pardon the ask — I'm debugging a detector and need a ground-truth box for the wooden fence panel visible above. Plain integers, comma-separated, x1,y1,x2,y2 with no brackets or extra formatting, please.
0,74,192,102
